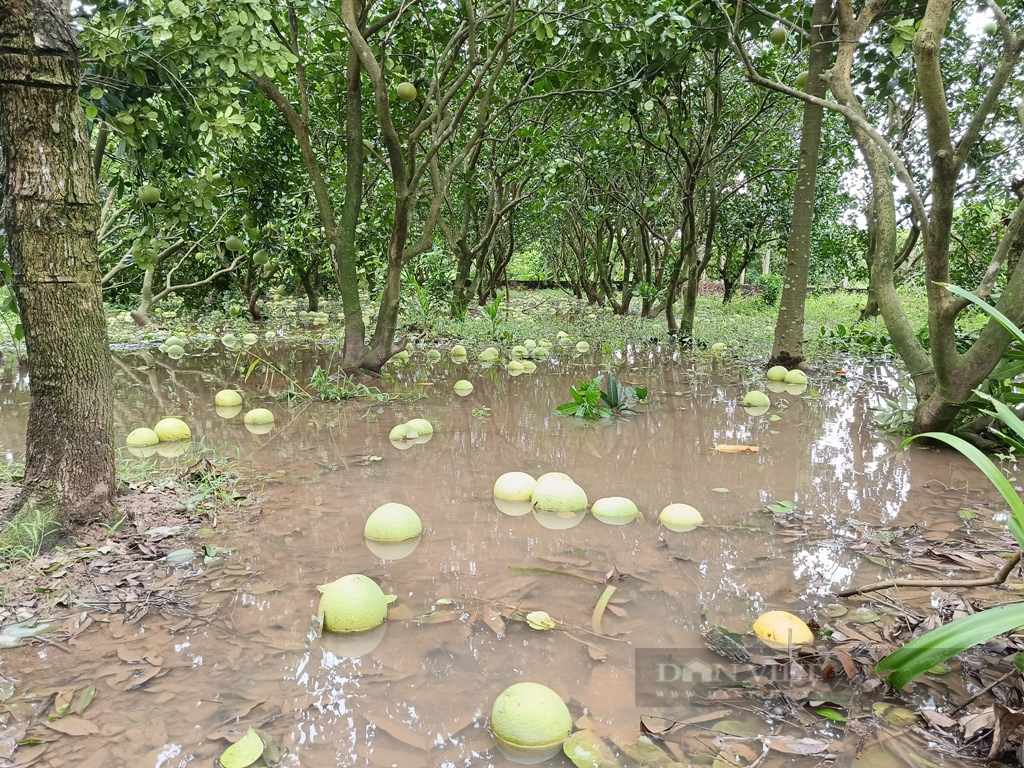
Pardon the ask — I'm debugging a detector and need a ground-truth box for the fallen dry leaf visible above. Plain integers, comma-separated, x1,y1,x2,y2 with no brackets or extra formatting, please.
713,444,759,453
42,716,100,736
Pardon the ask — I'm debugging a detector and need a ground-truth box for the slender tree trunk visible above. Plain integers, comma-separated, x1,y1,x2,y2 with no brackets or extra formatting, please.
769,0,834,368
0,0,116,542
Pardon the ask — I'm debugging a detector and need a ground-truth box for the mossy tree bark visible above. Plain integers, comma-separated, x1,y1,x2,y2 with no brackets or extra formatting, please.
0,0,116,544
769,0,834,368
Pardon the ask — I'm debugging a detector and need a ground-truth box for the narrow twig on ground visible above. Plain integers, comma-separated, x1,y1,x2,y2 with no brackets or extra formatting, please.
838,552,1022,597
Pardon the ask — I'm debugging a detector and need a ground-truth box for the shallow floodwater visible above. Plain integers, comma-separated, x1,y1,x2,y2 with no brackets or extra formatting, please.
0,344,1010,767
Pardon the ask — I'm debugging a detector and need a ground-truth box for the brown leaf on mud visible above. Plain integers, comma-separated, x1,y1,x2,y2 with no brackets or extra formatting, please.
920,710,957,731
42,716,100,736
961,709,995,741
480,607,506,638
0,723,26,759
990,704,1024,758
763,735,831,755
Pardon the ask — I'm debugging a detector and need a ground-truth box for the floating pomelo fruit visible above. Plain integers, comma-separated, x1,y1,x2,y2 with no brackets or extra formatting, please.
364,502,422,542
317,574,389,634
164,335,186,348
138,185,161,205
752,610,814,650
390,423,415,442
451,344,467,359
766,365,788,382
574,341,590,353
453,380,474,396
221,333,239,349
511,345,529,359
405,418,433,436
742,391,770,408
490,682,572,761
659,503,703,532
396,81,418,101
530,347,549,359
521,360,537,374
538,339,552,349
785,382,807,396
591,496,638,525
426,349,442,363
556,331,568,339
784,369,807,385
480,347,499,362
523,339,537,350
244,408,274,426
216,404,242,420
241,333,258,346
494,472,537,502
215,389,243,408
165,344,185,359
126,427,159,448
153,417,191,442
558,336,574,347
766,380,788,394
508,360,525,376
711,342,727,352
532,477,587,514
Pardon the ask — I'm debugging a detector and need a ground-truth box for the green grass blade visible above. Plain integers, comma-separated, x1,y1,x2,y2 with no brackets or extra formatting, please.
903,431,1024,548
875,601,1024,690
978,392,1024,445
940,282,1024,346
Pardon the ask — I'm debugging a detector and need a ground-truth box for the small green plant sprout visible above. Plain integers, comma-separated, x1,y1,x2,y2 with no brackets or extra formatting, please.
556,370,646,420
874,284,1024,690
471,406,492,419
481,292,505,335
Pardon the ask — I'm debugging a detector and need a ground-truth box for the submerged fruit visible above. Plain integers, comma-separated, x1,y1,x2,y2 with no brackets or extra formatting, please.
752,610,814,650
451,344,468,359
453,380,474,396
244,408,275,426
153,417,191,442
126,427,159,448
491,682,572,754
480,347,500,362
364,502,422,542
659,503,703,532
742,391,770,408
532,477,587,513
215,389,243,408
317,574,389,634
405,418,433,436
784,369,807,385
493,472,537,502
766,365,788,382
591,496,638,525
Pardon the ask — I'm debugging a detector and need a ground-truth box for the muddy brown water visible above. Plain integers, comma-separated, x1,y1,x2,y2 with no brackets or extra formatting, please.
0,345,1013,767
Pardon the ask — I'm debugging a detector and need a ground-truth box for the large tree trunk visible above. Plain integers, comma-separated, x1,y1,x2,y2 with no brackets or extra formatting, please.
0,0,116,545
769,0,834,368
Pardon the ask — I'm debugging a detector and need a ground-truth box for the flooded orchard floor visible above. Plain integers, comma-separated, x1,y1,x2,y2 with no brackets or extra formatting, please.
0,345,1016,767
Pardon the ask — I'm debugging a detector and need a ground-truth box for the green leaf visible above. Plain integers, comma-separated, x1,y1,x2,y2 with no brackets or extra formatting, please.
813,707,848,722
876,601,1024,689
563,729,621,767
939,283,1024,346
903,431,1024,549
219,727,264,768
712,487,729,493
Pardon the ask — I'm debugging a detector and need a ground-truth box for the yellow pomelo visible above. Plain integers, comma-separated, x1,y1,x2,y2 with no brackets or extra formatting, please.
317,574,388,634
396,81,418,101
491,682,572,752
742,390,770,408
784,369,807,385
532,478,587,514
138,185,161,204
153,417,191,442
215,389,243,408
659,503,703,532
364,502,422,542
451,345,468,358
591,496,638,525
244,408,275,426
752,610,814,650
126,427,159,448
494,472,537,502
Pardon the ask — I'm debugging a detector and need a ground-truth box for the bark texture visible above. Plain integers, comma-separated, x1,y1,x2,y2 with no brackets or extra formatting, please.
769,0,833,367
0,0,116,538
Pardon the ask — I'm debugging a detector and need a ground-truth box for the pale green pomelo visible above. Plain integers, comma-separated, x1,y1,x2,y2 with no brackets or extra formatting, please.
742,390,770,408
156,440,188,458
769,26,787,46
538,339,552,349
165,344,184,359
389,424,412,441
164,335,186,348
396,350,410,362
558,337,574,347
556,331,568,339
591,496,638,525
574,341,590,353
795,71,809,89
138,185,161,204
215,389,243,408
364,502,422,542
530,347,549,359
224,235,245,252
253,250,270,266
537,471,573,484
659,503,703,532
264,331,276,342
785,382,807,396
766,381,788,394
766,366,788,382
241,333,259,346
784,369,807,385
454,380,474,396
228,305,242,318
494,471,537,502
480,347,499,362
406,418,433,436
490,682,572,752
216,404,242,420
710,342,727,352
396,81,418,101
221,333,239,349
532,478,587,514
523,339,537,350
511,345,529,359
451,344,468,358
426,350,442,363
244,408,275,426
126,427,159,448
522,361,537,374
412,431,433,446
744,404,770,417
508,360,525,376
317,574,388,634
154,417,191,442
